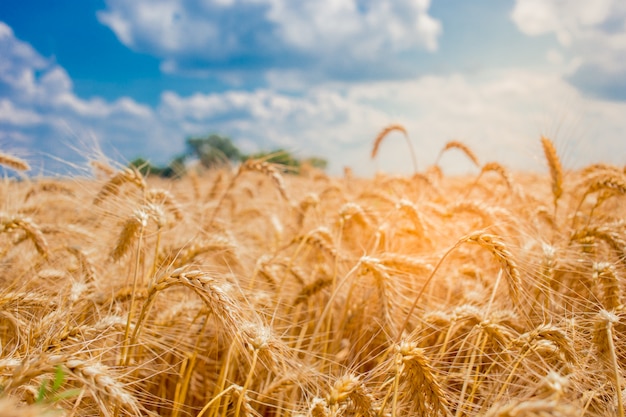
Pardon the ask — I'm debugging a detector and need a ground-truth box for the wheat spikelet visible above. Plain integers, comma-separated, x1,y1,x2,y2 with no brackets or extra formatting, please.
55,315,126,344
0,152,30,171
570,226,626,265
534,371,569,400
327,374,375,417
582,174,626,203
63,358,142,414
145,188,184,221
293,227,338,259
438,140,480,167
581,163,624,179
134,268,242,343
516,325,576,365
310,397,330,417
464,232,521,303
541,136,563,208
3,355,141,414
229,384,259,417
93,166,146,204
359,256,396,327
110,210,148,261
240,159,290,202
0,291,57,308
338,202,373,229
0,214,49,258
396,199,427,236
395,340,449,416
593,262,622,311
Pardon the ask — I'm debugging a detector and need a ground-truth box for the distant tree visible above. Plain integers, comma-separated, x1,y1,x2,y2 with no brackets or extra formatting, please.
130,133,328,179
128,157,165,177
186,134,242,168
129,155,186,179
159,155,187,178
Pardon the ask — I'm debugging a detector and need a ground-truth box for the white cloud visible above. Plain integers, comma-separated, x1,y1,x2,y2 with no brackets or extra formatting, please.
0,21,164,172
97,0,442,79
0,99,42,126
512,0,626,97
157,70,626,175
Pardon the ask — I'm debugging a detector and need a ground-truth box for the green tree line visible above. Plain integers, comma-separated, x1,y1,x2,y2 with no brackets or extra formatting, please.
129,134,327,178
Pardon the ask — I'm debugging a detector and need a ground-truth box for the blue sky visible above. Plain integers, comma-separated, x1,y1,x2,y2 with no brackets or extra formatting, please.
1,0,625,176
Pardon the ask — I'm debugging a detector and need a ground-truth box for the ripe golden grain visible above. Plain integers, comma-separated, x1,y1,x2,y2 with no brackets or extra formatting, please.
4,137,626,417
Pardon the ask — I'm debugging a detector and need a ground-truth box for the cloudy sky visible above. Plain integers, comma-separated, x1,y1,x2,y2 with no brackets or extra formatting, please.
1,0,625,176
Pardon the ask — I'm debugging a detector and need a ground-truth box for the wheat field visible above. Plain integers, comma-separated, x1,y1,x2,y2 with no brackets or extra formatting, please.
0,136,625,417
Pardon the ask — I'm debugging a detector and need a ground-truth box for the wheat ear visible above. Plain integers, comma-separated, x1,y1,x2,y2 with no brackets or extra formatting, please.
93,166,146,204
479,162,514,189
394,341,449,416
465,232,522,304
0,214,49,258
593,310,623,417
327,374,376,417
110,210,148,261
0,152,30,171
436,140,480,167
593,262,622,311
541,136,563,210
145,188,184,221
241,159,290,202
371,124,417,172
